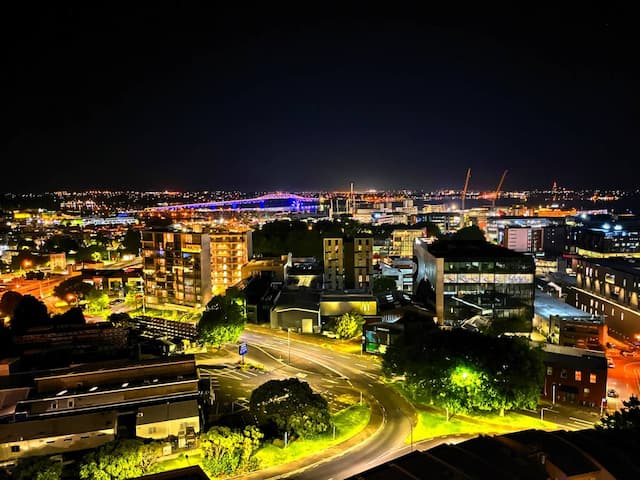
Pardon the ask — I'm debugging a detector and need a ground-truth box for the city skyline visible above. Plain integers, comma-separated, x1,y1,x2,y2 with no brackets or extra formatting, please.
5,5,638,192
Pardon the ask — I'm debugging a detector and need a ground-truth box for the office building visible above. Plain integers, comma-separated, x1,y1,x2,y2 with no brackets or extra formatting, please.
142,230,212,309
568,214,640,257
209,228,252,294
390,228,427,257
568,256,640,339
414,239,535,326
533,291,607,349
323,236,373,290
485,216,567,255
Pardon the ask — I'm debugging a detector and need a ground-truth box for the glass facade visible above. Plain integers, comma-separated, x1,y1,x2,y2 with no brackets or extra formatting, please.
442,258,534,325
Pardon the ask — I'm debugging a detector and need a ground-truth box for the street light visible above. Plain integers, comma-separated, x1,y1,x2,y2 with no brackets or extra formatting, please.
287,328,291,364
398,408,414,452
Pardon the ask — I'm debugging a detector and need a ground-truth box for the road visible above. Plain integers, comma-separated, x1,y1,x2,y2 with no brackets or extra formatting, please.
197,328,417,480
604,337,640,409
197,327,615,479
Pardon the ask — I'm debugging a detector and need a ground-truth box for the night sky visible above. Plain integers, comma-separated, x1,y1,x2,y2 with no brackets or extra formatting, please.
4,5,638,192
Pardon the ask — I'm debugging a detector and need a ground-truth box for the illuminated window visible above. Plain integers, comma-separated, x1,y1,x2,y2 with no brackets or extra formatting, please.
584,388,590,395
590,373,597,384
546,366,553,376
574,371,582,381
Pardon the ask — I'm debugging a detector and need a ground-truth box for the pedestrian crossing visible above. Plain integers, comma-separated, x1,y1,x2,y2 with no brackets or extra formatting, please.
199,363,268,381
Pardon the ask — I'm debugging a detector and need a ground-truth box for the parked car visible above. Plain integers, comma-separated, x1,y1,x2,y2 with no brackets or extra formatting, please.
607,389,619,398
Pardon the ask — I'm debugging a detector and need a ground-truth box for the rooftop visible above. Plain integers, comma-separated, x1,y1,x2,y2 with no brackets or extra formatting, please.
422,239,529,259
535,291,605,324
578,256,640,277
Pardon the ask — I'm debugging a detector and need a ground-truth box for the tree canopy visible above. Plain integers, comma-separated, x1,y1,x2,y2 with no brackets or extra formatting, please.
200,425,263,476
53,276,93,301
598,396,640,431
197,293,246,347
383,328,544,417
250,378,332,438
334,311,364,339
11,295,50,334
11,455,62,480
372,276,398,295
121,228,142,255
79,439,160,480
450,225,486,241
0,291,23,318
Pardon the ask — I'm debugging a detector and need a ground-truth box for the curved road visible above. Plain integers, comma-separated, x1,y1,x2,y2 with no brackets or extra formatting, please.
235,329,417,480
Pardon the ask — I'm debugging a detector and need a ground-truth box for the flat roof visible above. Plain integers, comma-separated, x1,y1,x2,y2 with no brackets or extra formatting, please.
422,239,528,259
0,411,116,443
503,430,600,476
578,257,640,277
137,399,199,425
535,291,605,323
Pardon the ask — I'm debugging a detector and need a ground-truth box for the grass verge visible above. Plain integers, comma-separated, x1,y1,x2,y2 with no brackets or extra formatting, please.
255,404,371,469
411,410,558,443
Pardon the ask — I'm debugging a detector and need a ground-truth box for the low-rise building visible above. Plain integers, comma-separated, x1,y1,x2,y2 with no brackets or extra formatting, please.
534,291,607,349
541,344,607,407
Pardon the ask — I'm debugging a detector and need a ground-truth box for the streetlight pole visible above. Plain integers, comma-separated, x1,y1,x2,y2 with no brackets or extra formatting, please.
287,328,291,364
398,409,413,452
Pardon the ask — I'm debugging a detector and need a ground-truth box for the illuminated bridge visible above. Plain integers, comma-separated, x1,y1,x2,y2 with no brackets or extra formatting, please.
151,193,320,213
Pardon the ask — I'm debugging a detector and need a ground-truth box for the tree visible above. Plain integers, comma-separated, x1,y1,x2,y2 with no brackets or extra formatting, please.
11,455,62,480
372,276,397,295
0,291,23,318
86,289,109,313
53,277,93,301
200,425,263,476
121,228,142,255
450,225,486,241
250,378,332,439
334,311,364,339
383,329,544,417
51,307,86,326
44,234,80,254
79,439,160,480
198,294,246,348
598,396,640,431
11,295,50,334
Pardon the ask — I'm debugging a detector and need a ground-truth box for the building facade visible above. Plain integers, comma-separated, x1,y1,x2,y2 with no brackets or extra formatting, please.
414,239,535,326
209,229,252,294
568,256,640,340
142,230,212,309
542,344,607,406
533,291,607,350
323,236,373,290
568,214,640,257
390,229,426,257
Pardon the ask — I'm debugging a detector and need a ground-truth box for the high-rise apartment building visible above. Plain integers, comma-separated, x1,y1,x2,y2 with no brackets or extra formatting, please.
323,236,373,290
142,230,212,309
209,229,252,294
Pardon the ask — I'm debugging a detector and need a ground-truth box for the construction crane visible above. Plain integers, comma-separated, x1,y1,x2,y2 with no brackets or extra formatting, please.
493,170,508,207
461,168,471,210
